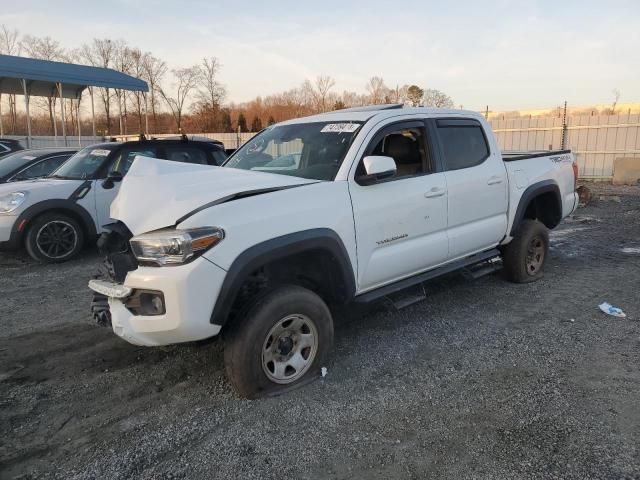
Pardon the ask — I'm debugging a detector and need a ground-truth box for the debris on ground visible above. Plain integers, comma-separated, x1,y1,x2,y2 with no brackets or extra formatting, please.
321,367,328,377
598,302,627,318
577,185,592,205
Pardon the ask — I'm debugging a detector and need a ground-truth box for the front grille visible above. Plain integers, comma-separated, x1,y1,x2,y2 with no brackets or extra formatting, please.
91,222,137,326
97,222,137,283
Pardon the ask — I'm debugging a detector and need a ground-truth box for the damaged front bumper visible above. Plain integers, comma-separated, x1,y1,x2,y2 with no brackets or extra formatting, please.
88,279,132,298
88,257,225,346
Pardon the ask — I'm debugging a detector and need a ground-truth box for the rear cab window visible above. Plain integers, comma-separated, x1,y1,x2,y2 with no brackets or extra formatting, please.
436,119,490,171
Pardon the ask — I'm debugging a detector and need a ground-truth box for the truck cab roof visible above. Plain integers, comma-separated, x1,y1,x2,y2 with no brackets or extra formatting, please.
277,105,485,125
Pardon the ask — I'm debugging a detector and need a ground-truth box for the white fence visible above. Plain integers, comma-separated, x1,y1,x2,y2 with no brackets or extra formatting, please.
3,135,106,149
9,115,640,180
489,114,640,179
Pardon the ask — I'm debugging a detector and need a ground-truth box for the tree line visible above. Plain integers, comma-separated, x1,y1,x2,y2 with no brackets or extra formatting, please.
0,25,454,136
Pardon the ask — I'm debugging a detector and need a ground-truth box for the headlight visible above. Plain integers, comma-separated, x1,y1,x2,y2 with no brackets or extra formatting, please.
130,227,224,266
0,191,27,214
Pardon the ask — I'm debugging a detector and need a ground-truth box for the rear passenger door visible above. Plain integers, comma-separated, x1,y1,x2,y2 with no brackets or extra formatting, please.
435,118,508,258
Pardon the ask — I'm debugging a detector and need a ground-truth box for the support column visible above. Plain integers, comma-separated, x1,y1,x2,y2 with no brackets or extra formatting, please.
77,94,82,146
117,90,123,138
58,82,67,146
143,92,149,135
21,79,32,149
89,86,96,138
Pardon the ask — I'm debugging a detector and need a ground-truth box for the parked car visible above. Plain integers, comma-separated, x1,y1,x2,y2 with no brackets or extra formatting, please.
0,138,227,262
0,138,24,158
0,148,78,183
89,105,578,398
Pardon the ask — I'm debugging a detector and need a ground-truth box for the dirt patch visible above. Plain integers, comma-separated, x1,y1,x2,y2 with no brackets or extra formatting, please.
1,184,640,479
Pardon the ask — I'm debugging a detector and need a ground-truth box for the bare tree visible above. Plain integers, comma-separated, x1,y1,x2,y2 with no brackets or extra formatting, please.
315,75,335,112
366,76,388,104
160,66,200,132
78,39,121,133
194,57,226,130
406,85,424,107
423,88,454,108
21,35,66,134
142,54,167,133
196,57,226,109
610,88,621,115
126,48,148,132
112,44,135,135
0,25,21,133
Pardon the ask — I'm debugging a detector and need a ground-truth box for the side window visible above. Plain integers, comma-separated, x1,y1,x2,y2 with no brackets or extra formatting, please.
14,155,71,180
209,148,228,166
437,121,489,171
357,123,431,180
164,145,208,165
113,147,158,175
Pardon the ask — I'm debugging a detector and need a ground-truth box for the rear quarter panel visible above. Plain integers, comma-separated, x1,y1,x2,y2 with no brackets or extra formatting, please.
504,152,577,241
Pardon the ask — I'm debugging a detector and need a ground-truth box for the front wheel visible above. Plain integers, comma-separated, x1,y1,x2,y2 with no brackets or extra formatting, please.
24,213,84,263
502,219,549,283
224,285,334,399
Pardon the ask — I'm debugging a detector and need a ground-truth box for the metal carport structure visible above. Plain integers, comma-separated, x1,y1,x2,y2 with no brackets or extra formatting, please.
0,54,149,147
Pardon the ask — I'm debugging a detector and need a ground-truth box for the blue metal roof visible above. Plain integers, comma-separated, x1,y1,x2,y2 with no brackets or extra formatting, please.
0,54,148,98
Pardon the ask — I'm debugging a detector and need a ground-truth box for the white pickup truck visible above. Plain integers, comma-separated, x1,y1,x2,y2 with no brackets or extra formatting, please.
89,105,578,398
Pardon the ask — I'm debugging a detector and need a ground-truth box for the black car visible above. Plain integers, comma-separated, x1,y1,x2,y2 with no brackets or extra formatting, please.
0,139,24,158
0,148,78,183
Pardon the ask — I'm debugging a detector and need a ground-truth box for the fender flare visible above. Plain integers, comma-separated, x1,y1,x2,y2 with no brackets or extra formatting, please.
510,180,561,236
10,199,97,245
210,228,356,326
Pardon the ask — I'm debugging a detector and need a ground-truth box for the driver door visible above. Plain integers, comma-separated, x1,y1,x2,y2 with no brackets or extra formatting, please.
94,146,158,230
348,120,449,291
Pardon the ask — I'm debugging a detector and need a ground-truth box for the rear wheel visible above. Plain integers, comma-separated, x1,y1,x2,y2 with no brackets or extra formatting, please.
502,219,549,283
25,213,84,263
224,285,333,399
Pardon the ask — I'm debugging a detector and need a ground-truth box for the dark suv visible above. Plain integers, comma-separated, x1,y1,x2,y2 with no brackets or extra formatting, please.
0,138,228,263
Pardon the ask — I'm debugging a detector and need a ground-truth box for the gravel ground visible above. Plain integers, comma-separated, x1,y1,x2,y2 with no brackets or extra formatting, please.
1,183,639,479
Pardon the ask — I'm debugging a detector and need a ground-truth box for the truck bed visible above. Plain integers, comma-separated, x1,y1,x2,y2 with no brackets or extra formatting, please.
502,149,571,162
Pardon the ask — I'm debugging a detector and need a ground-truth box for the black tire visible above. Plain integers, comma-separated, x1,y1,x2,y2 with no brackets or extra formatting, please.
224,285,334,399
24,213,84,263
502,219,549,283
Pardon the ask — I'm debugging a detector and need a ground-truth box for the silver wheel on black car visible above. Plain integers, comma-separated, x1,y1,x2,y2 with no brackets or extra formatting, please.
25,213,84,263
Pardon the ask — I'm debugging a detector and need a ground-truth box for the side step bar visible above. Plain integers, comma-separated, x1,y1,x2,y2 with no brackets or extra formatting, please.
355,248,501,305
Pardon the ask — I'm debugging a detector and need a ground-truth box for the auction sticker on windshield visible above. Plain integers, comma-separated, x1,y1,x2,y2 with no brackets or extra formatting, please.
321,123,359,133
90,149,111,157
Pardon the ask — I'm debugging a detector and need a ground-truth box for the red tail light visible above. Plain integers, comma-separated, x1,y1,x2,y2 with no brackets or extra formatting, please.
572,161,579,189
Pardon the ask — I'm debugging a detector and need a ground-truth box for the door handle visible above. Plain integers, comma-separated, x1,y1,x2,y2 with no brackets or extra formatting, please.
424,187,446,198
487,176,503,185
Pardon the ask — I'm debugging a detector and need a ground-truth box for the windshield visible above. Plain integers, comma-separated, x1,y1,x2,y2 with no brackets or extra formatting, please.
224,121,363,180
0,151,41,177
51,145,116,179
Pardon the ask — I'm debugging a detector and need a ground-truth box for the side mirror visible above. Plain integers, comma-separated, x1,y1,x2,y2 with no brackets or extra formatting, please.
357,156,397,185
102,171,123,190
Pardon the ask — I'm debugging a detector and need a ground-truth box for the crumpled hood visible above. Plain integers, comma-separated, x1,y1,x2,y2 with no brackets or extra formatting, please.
111,156,316,234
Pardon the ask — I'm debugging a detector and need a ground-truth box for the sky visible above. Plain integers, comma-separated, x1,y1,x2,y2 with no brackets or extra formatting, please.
1,0,638,111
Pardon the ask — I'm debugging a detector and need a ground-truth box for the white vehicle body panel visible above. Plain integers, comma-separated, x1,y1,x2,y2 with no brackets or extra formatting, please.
90,107,578,347
112,157,316,236
0,178,98,243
